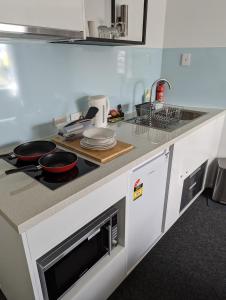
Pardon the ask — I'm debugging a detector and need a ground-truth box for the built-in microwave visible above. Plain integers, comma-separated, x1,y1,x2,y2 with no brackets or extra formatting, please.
37,206,119,300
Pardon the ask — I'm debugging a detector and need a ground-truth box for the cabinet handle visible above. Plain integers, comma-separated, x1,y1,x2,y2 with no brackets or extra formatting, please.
165,151,170,159
189,182,197,190
148,170,156,175
88,228,101,240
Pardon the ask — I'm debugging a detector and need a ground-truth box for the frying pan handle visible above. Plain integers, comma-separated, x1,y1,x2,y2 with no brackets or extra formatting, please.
5,165,39,175
0,152,15,159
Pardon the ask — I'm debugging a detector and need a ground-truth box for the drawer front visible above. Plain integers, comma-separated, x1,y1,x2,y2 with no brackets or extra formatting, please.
180,161,207,212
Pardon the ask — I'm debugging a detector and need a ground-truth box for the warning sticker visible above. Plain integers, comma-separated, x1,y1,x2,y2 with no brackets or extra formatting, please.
133,179,143,201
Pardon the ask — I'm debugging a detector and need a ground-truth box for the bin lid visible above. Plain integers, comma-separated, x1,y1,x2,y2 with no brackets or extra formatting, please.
218,158,226,169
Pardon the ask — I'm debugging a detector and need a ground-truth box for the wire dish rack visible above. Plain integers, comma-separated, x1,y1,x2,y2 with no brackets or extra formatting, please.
135,103,181,129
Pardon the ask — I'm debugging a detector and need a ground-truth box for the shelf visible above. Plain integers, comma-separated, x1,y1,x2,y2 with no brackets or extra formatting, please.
57,37,144,46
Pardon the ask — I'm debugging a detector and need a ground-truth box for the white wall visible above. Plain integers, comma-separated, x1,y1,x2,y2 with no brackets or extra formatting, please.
164,0,226,48
145,0,167,48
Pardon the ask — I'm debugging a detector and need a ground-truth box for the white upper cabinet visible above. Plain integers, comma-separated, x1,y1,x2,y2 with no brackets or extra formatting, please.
0,0,169,46
84,0,147,45
0,0,85,31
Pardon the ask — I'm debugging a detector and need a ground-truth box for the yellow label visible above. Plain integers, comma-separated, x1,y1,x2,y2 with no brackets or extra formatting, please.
133,184,143,201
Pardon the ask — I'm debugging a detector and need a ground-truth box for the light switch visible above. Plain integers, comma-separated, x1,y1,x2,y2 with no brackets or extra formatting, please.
181,53,191,66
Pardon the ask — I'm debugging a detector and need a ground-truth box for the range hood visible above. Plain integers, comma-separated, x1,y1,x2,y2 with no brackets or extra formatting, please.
0,23,85,42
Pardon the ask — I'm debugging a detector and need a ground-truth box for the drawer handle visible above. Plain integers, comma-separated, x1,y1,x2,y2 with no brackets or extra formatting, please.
88,228,101,240
189,182,197,190
148,170,156,175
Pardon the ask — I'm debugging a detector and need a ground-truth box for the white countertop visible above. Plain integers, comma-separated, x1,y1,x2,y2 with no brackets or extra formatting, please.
0,106,225,233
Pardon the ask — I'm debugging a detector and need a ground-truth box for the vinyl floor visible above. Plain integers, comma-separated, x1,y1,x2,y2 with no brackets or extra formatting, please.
108,195,226,300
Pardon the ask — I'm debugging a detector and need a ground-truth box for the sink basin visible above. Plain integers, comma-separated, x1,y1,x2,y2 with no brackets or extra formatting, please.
179,109,206,121
125,106,207,132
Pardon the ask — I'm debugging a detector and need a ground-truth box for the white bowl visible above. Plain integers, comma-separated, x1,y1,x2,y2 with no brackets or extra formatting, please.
83,128,115,140
80,139,117,150
83,137,115,146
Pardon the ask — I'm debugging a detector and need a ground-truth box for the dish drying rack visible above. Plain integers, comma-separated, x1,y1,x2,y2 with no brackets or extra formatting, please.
135,103,181,128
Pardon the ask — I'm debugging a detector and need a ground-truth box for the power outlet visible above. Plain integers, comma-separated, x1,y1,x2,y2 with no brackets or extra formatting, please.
53,115,68,126
181,53,191,66
121,103,130,112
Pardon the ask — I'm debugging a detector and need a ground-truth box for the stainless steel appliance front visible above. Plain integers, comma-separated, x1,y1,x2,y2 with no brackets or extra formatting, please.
180,161,207,212
37,207,118,300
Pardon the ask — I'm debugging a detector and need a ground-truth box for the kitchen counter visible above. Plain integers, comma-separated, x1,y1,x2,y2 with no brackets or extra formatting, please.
0,106,225,233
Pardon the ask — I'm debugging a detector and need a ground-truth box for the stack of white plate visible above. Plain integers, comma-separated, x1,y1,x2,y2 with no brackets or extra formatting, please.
80,128,117,150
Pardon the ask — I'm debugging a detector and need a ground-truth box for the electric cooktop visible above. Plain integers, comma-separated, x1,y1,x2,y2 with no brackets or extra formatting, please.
3,148,99,190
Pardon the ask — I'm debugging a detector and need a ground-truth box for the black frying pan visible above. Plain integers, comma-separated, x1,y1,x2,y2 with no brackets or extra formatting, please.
5,151,78,175
0,141,56,162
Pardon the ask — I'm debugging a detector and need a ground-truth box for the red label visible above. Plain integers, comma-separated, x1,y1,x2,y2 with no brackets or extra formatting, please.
134,179,140,188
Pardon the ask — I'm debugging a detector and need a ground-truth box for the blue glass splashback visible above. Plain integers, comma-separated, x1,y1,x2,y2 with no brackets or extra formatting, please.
0,43,162,147
162,48,226,109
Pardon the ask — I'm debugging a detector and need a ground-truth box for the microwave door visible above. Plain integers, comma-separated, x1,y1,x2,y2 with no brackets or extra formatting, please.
37,219,112,300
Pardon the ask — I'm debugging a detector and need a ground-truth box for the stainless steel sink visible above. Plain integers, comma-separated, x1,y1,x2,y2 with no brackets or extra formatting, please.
125,106,207,132
179,109,206,121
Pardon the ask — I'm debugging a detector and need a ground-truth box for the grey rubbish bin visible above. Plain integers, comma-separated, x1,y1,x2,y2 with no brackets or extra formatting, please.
212,158,226,204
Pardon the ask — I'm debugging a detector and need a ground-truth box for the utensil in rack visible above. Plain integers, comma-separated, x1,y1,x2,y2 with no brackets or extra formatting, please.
135,103,181,128
58,107,99,140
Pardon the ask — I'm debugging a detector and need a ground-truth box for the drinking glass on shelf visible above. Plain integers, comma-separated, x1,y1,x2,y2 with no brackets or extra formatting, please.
87,21,98,37
98,26,120,39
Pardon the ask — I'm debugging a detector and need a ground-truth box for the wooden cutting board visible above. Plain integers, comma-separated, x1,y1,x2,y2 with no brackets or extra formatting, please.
52,136,134,163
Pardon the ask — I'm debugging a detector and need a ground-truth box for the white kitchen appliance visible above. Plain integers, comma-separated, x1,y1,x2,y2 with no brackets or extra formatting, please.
127,150,169,272
88,95,110,128
37,206,119,300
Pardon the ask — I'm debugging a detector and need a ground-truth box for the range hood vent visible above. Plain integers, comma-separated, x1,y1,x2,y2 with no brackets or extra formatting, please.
0,23,84,42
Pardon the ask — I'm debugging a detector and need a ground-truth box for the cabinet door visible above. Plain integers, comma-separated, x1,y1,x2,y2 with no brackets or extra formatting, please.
127,152,168,272
172,117,224,180
164,116,224,232
0,0,85,31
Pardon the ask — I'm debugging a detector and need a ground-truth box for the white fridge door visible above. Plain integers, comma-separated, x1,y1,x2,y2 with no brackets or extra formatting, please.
127,152,169,272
